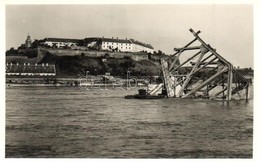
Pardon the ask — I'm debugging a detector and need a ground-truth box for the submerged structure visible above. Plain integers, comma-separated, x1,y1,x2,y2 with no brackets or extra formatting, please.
127,29,250,100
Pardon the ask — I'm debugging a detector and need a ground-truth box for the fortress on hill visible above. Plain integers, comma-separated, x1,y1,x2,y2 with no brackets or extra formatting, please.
6,34,164,78
21,34,155,54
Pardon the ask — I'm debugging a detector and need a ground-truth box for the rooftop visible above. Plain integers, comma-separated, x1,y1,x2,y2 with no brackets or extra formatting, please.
130,39,154,49
6,64,56,74
84,37,154,49
44,38,82,43
101,37,132,44
42,37,154,49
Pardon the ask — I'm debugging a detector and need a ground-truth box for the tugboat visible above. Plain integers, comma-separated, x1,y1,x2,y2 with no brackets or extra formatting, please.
125,88,166,99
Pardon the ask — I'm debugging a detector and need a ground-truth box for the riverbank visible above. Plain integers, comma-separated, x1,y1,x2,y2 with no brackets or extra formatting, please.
7,49,170,77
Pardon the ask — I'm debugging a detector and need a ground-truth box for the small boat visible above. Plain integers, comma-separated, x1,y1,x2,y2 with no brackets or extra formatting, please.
6,84,13,88
125,89,166,99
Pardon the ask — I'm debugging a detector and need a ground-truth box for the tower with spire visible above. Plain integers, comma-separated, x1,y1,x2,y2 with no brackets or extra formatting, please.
25,33,32,48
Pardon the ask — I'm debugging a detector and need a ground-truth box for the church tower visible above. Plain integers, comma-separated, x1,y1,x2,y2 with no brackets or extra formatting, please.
25,33,32,48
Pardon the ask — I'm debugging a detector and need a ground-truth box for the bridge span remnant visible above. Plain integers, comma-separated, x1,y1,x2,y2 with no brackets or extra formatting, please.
158,29,249,100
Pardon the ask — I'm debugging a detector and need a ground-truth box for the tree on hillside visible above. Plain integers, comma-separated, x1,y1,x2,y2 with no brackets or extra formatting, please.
6,47,18,55
31,39,41,48
52,43,58,49
148,53,151,60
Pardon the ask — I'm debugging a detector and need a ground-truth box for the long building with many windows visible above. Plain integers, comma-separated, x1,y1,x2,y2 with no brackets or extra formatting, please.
39,36,154,53
42,38,82,48
84,37,154,53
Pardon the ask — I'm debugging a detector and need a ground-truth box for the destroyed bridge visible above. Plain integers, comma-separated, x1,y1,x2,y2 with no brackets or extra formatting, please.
150,29,250,101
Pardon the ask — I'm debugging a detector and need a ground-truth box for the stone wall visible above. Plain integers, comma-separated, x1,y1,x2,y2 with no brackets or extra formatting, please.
6,47,150,64
42,48,149,61
6,56,40,64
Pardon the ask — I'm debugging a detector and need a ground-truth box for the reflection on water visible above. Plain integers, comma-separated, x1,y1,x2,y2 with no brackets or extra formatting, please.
6,86,253,158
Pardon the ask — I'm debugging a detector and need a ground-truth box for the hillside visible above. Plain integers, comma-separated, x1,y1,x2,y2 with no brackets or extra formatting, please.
6,47,178,77
39,53,162,77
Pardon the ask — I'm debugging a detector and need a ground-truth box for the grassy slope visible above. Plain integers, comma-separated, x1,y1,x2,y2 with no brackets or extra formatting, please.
39,53,162,77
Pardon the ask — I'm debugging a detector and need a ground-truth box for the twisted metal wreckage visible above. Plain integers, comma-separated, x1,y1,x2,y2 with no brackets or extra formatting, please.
126,29,250,100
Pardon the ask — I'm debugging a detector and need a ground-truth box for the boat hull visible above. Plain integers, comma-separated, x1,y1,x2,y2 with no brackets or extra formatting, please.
125,94,166,99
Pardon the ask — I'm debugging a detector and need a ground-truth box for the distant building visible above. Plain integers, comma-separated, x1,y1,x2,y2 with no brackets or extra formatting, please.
6,63,56,76
25,34,32,48
130,38,154,53
99,37,133,52
42,38,82,48
84,37,154,53
38,36,154,53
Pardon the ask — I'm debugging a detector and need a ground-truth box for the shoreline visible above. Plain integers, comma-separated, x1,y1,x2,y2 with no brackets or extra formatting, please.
5,82,147,88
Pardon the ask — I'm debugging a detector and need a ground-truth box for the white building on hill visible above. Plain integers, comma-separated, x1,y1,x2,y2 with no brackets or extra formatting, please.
85,37,154,53
130,39,154,53
42,38,81,48
100,37,132,52
40,36,154,53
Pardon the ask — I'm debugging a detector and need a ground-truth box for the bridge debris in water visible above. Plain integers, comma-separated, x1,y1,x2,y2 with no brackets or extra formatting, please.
126,29,250,100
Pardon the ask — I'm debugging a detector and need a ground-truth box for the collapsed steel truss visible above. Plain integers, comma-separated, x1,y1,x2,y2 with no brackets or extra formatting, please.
160,29,249,100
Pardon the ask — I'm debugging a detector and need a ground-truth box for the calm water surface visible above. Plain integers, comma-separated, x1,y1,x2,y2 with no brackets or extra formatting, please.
6,86,253,158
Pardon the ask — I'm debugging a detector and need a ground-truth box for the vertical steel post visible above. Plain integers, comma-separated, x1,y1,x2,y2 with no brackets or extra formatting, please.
174,76,177,97
246,83,249,101
226,66,233,100
222,75,225,100
177,47,206,97
168,52,181,72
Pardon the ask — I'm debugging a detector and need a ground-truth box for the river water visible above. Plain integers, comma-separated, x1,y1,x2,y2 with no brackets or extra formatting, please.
6,86,253,158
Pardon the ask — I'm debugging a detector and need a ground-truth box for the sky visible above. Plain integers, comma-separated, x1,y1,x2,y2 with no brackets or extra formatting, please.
5,4,253,68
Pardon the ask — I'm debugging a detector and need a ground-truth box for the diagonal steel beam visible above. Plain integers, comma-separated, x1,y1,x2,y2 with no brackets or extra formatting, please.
169,51,201,73
182,67,228,98
200,53,214,63
190,54,215,65
159,29,249,100
177,48,207,97
192,57,218,74
212,87,227,98
172,56,217,88
174,46,201,52
206,77,227,93
189,28,232,68
168,52,182,71
166,31,201,62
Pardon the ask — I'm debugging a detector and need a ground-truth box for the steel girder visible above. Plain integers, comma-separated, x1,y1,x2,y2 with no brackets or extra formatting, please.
161,29,249,100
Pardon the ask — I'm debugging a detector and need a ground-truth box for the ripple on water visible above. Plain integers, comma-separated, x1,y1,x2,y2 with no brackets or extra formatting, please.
6,87,253,158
